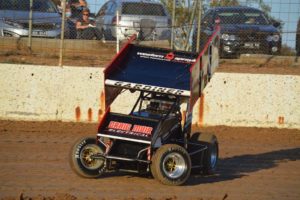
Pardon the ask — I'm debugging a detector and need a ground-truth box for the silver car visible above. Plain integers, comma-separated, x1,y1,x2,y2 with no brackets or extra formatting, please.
95,0,171,40
0,0,69,38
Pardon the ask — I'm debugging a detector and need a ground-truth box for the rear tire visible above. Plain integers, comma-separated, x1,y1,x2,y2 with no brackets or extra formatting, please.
70,137,106,178
151,144,191,186
190,132,218,175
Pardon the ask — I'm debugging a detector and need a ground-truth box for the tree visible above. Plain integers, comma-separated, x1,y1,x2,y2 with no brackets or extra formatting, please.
160,0,192,27
52,0,61,6
210,0,239,7
160,0,201,51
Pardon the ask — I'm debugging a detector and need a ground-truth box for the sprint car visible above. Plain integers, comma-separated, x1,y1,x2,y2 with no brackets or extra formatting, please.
70,25,220,185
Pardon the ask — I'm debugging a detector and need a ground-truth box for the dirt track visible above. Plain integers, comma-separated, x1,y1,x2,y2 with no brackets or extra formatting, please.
0,120,299,200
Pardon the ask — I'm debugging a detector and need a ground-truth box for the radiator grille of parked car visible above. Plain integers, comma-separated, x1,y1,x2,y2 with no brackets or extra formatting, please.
21,23,57,30
239,31,267,43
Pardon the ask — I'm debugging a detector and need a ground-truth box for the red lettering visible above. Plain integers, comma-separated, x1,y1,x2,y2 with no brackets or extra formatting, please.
108,122,153,136
132,125,153,135
108,121,131,131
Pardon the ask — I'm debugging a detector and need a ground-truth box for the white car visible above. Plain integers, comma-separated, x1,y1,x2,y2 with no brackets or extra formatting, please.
0,0,70,38
95,0,171,40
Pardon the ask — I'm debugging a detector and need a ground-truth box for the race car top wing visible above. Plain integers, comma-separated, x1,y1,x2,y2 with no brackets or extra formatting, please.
104,26,220,111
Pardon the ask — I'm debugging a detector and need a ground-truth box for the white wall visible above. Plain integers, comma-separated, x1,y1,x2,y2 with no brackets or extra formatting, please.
0,64,299,129
0,64,104,122
192,73,300,129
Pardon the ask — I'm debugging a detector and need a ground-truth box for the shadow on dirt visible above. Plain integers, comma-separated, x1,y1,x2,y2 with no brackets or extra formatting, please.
187,147,300,186
94,148,300,186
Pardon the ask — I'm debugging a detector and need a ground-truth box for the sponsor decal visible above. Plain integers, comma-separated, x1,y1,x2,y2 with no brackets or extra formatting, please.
174,57,196,63
75,140,86,158
137,52,196,63
132,125,153,135
108,128,151,138
108,121,131,131
105,80,190,97
137,52,164,59
165,52,175,61
107,121,153,137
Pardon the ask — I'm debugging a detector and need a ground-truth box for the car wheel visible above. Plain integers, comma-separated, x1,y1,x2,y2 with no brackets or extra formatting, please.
151,144,191,185
190,132,218,175
70,136,106,178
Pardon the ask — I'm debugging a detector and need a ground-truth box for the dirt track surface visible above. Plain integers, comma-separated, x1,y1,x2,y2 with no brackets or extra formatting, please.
0,121,299,200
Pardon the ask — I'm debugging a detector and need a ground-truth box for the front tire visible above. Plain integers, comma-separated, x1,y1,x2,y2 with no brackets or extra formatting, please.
151,144,191,186
70,137,106,178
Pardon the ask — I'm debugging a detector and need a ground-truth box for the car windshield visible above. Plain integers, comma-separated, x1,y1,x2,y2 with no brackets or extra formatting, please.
217,11,269,25
122,3,166,16
0,0,57,13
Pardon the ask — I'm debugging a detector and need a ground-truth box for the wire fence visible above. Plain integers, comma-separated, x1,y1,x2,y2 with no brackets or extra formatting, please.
0,0,299,66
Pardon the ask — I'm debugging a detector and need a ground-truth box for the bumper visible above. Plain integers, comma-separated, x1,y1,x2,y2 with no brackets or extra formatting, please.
0,27,66,38
112,27,171,41
220,40,281,57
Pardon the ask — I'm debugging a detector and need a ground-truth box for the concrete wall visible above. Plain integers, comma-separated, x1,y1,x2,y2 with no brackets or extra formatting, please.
193,73,300,129
0,64,299,129
0,64,104,122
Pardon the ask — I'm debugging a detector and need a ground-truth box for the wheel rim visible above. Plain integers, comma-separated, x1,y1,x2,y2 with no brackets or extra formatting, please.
210,143,218,168
80,144,104,170
162,152,186,179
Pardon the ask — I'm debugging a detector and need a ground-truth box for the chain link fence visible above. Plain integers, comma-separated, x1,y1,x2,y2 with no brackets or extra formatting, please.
0,0,299,66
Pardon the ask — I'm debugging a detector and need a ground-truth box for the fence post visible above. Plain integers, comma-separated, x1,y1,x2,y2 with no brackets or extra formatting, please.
27,0,33,50
116,10,120,53
196,0,203,52
170,0,176,49
184,0,198,51
59,0,66,67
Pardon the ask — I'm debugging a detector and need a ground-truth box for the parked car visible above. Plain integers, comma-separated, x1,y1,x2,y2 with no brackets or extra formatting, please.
0,0,70,38
296,18,300,56
95,0,171,40
193,6,281,58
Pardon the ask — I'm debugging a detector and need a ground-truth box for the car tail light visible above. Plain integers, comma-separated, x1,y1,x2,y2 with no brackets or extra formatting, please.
112,16,121,25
